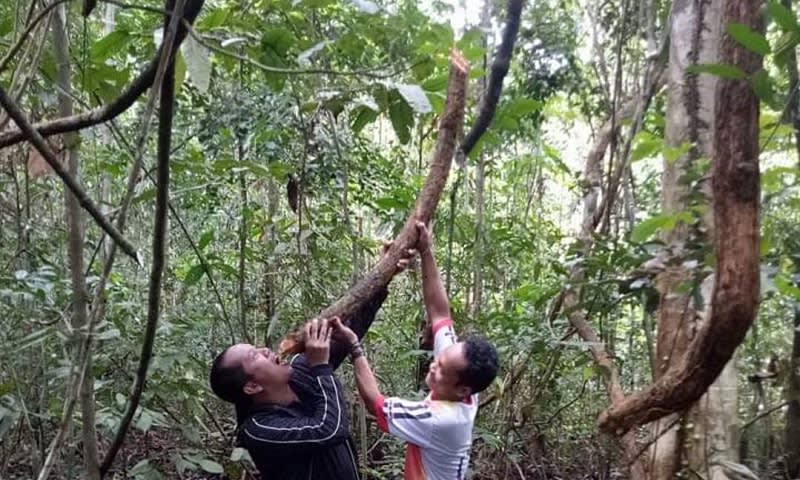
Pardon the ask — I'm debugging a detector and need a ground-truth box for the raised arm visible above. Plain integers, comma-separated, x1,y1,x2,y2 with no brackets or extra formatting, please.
416,221,451,323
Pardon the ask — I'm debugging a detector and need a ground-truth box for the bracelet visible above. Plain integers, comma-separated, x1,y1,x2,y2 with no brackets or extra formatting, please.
349,341,365,362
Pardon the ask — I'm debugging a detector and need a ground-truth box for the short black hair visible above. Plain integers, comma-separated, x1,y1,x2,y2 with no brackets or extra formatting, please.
458,336,499,394
210,346,252,422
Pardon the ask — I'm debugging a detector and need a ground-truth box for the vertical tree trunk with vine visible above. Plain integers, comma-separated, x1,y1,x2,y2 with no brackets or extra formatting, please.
51,7,101,479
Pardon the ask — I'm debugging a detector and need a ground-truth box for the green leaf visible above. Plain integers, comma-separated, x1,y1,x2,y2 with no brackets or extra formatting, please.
726,23,771,56
630,131,662,162
394,83,432,114
766,2,799,31
198,231,214,250
198,459,224,474
183,264,205,286
631,214,672,243
388,95,414,144
422,74,449,92
231,447,252,463
775,274,800,299
749,69,775,105
198,7,229,29
91,30,130,61
688,63,746,79
663,142,692,164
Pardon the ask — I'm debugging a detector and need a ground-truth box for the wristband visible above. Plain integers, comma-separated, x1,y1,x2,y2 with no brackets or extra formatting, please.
349,341,365,362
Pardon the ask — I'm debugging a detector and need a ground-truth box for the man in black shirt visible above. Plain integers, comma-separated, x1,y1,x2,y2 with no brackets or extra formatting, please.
210,280,397,479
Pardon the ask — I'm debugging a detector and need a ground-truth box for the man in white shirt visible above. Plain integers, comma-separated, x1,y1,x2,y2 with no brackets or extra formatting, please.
334,221,499,480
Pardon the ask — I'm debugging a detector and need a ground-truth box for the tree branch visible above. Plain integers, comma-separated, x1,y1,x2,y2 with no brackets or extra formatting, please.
99,0,181,472
315,51,469,322
459,0,523,158
0,0,206,150
0,86,140,262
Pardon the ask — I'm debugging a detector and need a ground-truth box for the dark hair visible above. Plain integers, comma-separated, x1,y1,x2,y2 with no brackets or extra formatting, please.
458,336,499,394
210,346,252,424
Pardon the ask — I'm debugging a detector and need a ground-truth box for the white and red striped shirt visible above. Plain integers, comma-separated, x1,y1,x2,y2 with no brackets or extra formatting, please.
374,319,477,480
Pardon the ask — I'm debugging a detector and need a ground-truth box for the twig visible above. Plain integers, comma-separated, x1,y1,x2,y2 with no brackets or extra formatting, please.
741,400,791,430
0,86,140,263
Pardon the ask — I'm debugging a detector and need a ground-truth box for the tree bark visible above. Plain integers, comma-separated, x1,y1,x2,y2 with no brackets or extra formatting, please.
51,7,101,479
649,0,733,477
783,1,800,476
600,0,761,434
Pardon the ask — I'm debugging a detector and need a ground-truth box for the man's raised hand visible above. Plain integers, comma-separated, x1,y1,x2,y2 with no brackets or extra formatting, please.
380,240,417,275
331,317,358,346
304,318,331,367
415,221,432,255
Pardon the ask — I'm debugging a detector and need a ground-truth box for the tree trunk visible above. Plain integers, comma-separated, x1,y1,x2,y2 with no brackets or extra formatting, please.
51,7,100,479
787,304,800,478
652,1,740,475
783,1,800,475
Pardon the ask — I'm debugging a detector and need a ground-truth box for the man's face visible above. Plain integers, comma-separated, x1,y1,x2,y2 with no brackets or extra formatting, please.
425,342,470,400
224,343,292,395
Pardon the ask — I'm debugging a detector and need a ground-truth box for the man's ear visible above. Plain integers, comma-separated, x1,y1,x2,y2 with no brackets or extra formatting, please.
243,381,263,396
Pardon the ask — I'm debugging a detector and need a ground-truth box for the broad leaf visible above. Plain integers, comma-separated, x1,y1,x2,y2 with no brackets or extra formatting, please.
631,214,673,243
726,23,771,56
749,69,775,105
395,84,432,114
766,2,799,32
91,30,130,61
198,459,224,474
388,95,414,144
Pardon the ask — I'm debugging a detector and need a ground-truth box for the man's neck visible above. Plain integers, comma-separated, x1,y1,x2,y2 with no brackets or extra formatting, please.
256,385,299,407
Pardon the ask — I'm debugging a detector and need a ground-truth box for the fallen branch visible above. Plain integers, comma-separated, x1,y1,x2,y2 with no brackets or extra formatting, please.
598,0,762,434
100,0,182,472
459,0,523,158
0,0,205,150
0,86,140,262
316,51,469,322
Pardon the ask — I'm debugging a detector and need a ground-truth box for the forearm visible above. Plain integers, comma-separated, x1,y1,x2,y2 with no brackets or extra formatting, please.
420,249,450,321
353,355,381,415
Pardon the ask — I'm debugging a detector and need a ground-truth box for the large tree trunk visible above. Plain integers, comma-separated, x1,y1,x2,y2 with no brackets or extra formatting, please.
51,7,101,479
600,0,761,435
650,0,734,478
